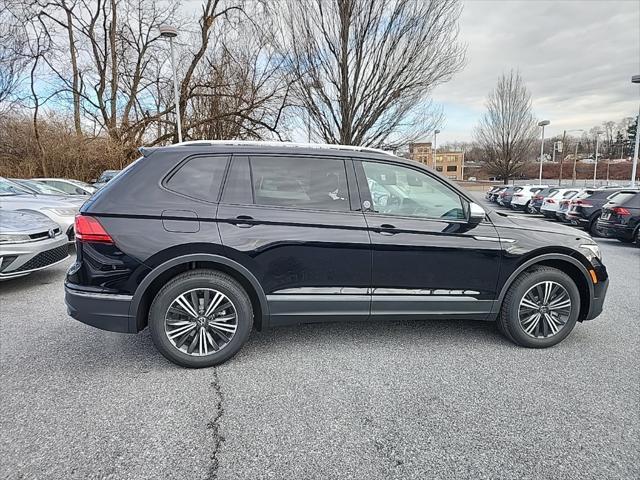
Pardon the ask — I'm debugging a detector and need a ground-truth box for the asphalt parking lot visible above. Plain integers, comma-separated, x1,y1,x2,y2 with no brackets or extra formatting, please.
1,217,639,479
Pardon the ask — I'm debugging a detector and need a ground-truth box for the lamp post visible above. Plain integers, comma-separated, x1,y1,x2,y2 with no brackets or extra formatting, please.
432,129,441,170
631,75,640,187
538,120,550,184
159,25,182,143
594,130,603,186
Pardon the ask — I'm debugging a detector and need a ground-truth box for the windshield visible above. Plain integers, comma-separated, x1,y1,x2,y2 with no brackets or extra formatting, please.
0,178,31,196
98,171,119,182
14,179,67,195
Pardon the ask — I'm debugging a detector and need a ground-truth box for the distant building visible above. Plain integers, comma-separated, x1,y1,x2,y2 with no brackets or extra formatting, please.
408,142,465,180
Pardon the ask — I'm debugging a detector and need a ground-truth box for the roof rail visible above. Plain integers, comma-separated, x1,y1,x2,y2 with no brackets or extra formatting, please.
171,139,392,155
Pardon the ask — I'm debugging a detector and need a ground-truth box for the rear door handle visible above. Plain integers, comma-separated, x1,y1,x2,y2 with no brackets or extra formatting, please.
379,223,397,235
233,215,255,228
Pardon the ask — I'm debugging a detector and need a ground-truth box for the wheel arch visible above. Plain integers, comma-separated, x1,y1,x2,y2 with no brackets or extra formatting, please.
494,253,594,322
129,254,269,333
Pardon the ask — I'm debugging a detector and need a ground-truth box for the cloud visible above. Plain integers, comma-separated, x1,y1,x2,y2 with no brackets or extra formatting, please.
432,0,640,143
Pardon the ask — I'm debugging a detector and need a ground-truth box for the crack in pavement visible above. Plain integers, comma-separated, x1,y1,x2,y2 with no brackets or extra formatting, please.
207,368,225,480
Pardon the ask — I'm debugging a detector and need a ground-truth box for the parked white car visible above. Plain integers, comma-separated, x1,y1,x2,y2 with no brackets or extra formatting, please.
540,188,582,219
510,185,548,211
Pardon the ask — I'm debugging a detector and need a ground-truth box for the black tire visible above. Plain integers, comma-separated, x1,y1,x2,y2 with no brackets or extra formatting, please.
634,228,640,247
149,269,253,368
589,218,602,237
497,266,580,348
523,201,531,214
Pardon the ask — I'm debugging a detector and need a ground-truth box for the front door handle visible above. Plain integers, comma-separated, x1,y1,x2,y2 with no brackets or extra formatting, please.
379,223,397,235
234,215,254,228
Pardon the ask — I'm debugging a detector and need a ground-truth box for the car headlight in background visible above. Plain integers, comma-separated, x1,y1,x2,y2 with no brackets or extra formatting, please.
0,234,32,244
580,243,601,260
43,207,79,217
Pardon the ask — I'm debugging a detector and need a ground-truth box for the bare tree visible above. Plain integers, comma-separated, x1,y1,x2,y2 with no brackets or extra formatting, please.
278,0,464,148
474,70,537,183
0,6,29,113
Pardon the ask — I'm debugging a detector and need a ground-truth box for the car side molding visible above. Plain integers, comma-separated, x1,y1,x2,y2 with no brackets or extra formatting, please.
128,253,270,332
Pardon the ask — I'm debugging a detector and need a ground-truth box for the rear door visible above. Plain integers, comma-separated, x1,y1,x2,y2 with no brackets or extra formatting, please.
217,155,371,326
354,159,501,320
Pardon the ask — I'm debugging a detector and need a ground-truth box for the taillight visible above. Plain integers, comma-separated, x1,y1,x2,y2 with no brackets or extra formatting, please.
611,207,631,216
575,200,592,207
547,199,555,204
513,193,523,197
534,195,542,200
75,215,113,244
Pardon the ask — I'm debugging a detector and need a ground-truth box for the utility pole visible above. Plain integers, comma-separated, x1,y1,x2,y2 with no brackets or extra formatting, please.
538,120,550,184
558,130,567,186
160,25,182,143
631,75,639,187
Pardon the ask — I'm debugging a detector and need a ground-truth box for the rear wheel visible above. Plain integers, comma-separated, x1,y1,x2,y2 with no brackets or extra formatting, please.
498,266,580,348
589,218,603,237
634,228,640,247
149,269,253,368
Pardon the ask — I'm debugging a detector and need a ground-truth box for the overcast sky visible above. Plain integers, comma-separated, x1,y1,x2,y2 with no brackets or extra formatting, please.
432,0,640,144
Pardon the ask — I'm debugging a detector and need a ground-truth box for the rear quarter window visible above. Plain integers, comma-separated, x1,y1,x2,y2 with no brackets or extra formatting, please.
164,155,229,203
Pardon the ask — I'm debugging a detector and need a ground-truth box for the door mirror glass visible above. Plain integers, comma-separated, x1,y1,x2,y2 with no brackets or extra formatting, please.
468,202,486,224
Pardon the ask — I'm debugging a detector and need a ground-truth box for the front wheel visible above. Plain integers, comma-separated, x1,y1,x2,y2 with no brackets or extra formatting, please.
497,266,580,348
149,269,253,368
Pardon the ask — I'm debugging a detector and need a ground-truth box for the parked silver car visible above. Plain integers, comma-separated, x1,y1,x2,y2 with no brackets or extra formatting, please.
32,178,97,196
0,210,69,279
0,177,80,241
10,178,89,206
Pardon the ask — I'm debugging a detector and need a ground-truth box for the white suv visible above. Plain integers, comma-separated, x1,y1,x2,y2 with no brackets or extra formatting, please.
510,185,548,212
540,188,582,219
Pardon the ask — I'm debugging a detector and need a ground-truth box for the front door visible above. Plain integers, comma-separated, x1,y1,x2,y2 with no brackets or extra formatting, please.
218,155,371,326
354,159,501,320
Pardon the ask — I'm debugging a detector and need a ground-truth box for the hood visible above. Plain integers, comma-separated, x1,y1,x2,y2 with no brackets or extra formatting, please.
0,194,81,210
0,209,59,234
491,210,591,240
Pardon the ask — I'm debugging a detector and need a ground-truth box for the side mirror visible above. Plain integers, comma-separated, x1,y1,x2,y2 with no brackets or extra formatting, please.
468,202,486,225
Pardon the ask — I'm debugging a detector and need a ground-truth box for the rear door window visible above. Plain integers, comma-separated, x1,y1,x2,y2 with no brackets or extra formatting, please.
165,155,229,203
249,156,350,211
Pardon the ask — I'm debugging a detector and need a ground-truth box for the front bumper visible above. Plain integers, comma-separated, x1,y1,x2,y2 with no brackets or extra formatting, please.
65,284,135,333
0,236,69,279
585,276,609,321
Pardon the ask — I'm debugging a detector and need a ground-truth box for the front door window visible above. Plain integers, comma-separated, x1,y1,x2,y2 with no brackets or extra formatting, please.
362,161,464,220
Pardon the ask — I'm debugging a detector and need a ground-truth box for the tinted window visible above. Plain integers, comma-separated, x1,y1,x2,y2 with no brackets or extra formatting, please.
610,192,638,205
44,181,76,194
165,156,228,203
362,161,464,220
222,157,252,205
250,156,349,211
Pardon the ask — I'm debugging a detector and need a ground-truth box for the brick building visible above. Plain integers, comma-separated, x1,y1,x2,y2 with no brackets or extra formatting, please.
408,142,464,180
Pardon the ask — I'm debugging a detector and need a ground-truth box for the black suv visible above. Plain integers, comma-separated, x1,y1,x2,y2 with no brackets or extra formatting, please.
565,187,625,236
597,189,640,245
65,142,609,367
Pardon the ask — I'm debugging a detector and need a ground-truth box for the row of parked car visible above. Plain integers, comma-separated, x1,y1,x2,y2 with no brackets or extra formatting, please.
486,184,640,245
0,171,121,279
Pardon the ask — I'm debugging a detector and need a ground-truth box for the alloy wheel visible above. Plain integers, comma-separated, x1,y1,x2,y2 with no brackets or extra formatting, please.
518,281,572,338
164,288,238,356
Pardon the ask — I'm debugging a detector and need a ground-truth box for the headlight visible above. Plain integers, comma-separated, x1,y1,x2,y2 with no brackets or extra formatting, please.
0,234,31,244
580,243,601,260
43,207,78,217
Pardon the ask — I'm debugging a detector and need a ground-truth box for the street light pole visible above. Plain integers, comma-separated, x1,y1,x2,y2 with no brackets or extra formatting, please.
433,129,440,170
631,75,640,187
538,120,550,184
160,25,182,143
